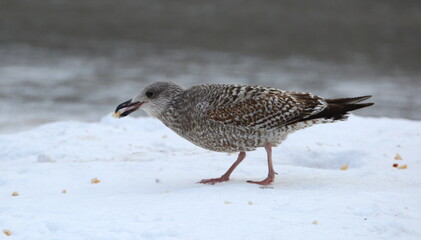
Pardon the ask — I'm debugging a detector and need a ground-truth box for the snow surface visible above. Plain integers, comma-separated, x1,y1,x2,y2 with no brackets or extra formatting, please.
1,115,420,240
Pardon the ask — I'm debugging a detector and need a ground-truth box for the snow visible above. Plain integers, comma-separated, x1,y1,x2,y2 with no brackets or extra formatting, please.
1,115,420,240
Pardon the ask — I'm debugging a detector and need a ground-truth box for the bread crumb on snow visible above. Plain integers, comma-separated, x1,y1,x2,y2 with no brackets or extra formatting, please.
3,229,11,236
394,153,403,160
340,164,349,170
91,178,101,184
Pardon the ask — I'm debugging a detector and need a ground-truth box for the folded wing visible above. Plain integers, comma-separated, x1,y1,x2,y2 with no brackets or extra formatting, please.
207,86,327,130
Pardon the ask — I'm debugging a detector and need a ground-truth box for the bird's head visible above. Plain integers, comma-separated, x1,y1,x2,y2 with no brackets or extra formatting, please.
113,82,184,118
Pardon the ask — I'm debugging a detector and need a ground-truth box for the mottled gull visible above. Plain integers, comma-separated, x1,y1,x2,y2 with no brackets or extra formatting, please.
114,82,373,185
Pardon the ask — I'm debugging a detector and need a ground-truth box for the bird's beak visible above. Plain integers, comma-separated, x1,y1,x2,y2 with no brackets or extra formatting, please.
113,99,143,118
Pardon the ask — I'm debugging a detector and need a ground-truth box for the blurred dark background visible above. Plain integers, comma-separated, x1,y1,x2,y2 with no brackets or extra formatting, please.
1,0,420,133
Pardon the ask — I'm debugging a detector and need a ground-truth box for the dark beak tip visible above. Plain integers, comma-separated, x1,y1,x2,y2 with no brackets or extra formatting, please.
113,99,132,118
115,99,133,112
114,99,142,118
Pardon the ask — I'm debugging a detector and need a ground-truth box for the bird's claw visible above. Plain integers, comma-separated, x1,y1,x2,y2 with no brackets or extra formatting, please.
198,176,229,185
247,176,275,185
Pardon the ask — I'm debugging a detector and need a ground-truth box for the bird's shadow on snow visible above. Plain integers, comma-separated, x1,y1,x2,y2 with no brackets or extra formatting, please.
282,149,368,170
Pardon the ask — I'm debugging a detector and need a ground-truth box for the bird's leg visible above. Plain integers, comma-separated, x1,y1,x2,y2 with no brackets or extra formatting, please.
199,151,246,185
247,142,277,185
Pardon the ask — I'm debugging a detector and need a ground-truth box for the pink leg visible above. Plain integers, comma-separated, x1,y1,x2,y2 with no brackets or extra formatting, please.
247,143,277,185
199,152,246,185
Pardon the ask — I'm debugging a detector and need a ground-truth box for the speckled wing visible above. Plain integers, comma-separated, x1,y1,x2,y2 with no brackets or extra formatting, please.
206,85,327,130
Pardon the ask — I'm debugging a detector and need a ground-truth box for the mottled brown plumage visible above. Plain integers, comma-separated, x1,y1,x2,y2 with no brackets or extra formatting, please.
114,82,374,185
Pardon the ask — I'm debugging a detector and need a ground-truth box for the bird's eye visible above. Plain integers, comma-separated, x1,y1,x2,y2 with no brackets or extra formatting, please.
145,91,154,98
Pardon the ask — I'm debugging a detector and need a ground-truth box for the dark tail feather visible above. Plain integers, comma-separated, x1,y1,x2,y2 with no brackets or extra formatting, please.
325,95,372,104
305,96,374,122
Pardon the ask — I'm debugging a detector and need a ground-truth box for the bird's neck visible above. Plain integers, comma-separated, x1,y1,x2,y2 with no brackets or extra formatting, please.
157,90,190,133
